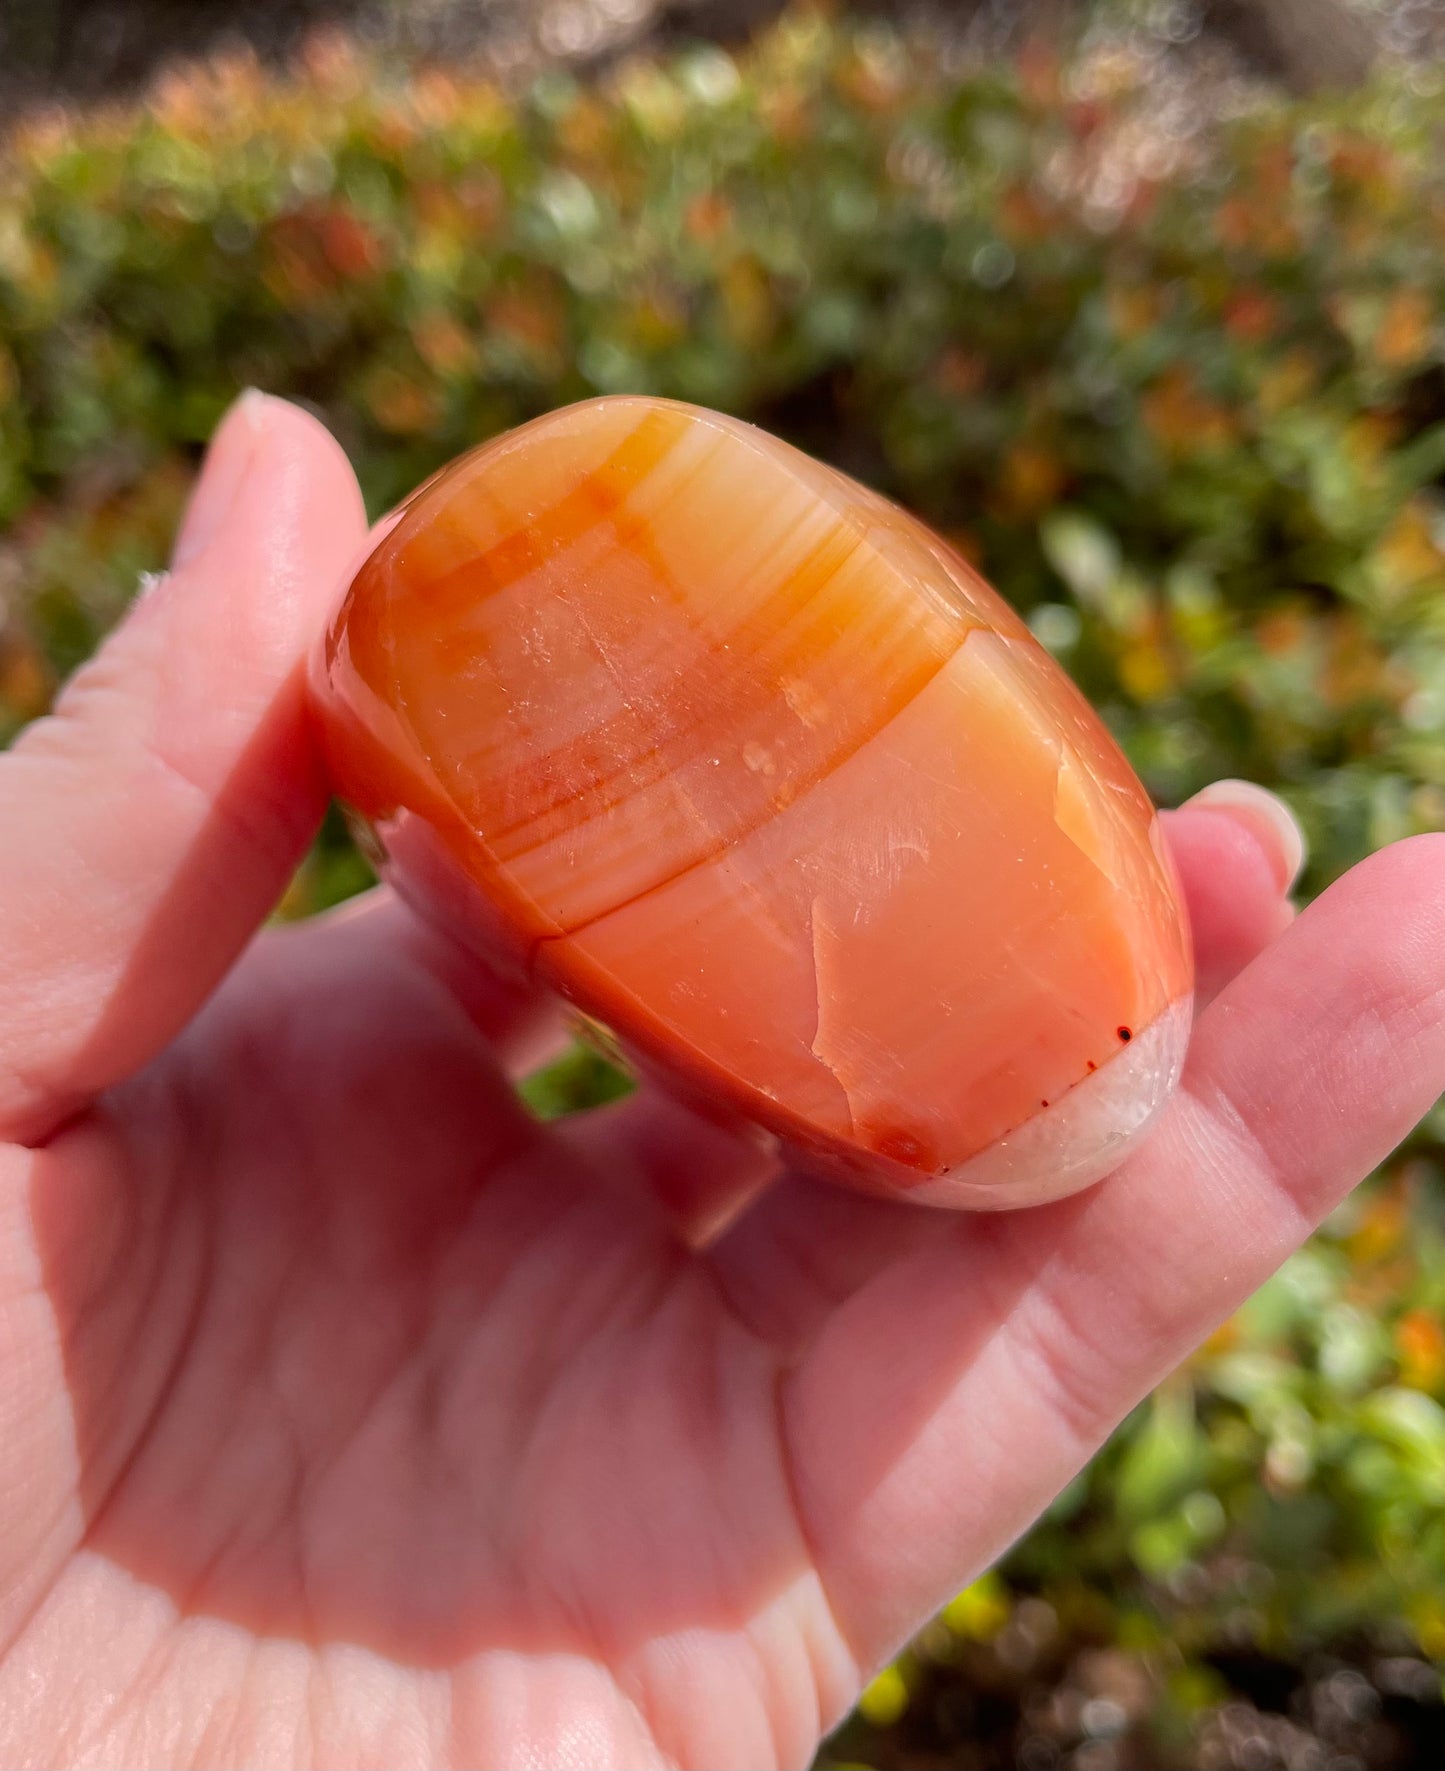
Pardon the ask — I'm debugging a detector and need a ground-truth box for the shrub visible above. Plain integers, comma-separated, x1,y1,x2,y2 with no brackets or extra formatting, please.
5,10,1445,1762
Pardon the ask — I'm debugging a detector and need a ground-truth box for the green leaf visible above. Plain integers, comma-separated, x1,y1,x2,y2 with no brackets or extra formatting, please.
1116,1384,1201,1521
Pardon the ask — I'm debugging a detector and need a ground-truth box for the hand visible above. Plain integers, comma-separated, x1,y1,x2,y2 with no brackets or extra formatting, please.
2,393,1441,1771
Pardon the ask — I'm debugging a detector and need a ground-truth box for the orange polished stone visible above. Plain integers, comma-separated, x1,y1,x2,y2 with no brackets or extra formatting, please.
312,396,1193,1207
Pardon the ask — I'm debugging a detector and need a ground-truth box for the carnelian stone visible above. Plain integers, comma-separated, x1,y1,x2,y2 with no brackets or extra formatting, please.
313,396,1193,1207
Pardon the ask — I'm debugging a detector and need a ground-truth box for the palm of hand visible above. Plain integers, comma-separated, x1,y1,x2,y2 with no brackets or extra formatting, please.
2,395,1443,1771
10,908,845,1768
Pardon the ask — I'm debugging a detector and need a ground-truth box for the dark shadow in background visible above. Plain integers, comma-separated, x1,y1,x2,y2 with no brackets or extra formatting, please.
5,0,785,111
0,0,1390,118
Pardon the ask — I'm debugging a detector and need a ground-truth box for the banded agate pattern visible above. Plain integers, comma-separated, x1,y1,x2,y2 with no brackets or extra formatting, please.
314,396,1193,1207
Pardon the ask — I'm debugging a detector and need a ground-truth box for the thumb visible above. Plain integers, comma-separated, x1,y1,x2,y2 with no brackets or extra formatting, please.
0,392,368,1143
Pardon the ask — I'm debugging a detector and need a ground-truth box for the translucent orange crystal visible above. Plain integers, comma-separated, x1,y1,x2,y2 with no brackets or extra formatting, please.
313,397,1192,1206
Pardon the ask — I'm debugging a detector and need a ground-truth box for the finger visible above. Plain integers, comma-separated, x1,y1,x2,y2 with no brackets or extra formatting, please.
236,888,549,1167
566,1084,783,1245
772,833,1445,1665
0,392,368,1143
307,887,566,1070
1162,779,1306,1006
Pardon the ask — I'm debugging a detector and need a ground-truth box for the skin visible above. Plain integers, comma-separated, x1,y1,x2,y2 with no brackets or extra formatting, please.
1,392,1443,1771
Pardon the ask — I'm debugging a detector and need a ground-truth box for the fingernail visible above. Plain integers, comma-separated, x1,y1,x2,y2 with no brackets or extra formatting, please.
1188,779,1308,893
172,389,271,568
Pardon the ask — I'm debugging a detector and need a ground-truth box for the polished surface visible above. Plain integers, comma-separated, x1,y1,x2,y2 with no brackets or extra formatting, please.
314,396,1193,1205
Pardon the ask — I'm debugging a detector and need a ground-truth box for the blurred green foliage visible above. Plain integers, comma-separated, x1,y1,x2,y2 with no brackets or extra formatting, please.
5,8,1445,1762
